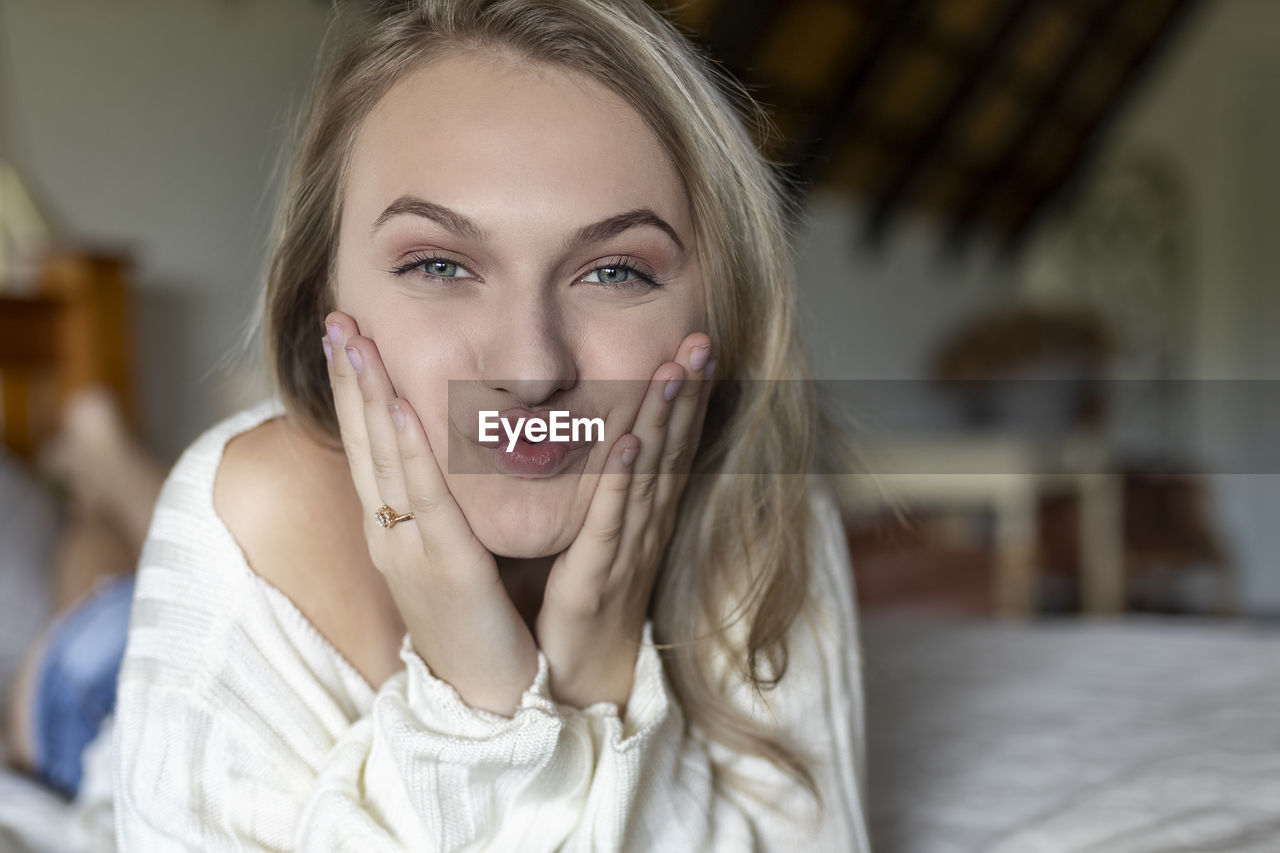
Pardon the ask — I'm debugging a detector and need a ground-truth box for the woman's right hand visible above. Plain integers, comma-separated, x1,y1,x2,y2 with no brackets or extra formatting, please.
323,311,539,716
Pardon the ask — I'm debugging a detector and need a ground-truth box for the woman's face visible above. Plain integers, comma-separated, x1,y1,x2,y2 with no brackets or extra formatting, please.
334,50,706,558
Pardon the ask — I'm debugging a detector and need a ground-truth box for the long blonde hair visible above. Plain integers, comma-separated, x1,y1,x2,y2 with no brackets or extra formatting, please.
262,0,851,806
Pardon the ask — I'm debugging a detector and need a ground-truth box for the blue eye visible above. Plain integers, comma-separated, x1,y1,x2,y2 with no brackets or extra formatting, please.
582,258,664,290
392,255,475,280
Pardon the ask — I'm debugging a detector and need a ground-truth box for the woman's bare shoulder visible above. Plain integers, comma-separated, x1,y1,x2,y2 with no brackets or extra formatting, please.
213,417,364,589
212,417,402,686
216,417,311,530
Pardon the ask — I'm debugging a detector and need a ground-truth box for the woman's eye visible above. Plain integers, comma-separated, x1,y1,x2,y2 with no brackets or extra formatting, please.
393,256,475,280
581,263,662,289
418,258,471,278
423,259,461,277
584,265,631,285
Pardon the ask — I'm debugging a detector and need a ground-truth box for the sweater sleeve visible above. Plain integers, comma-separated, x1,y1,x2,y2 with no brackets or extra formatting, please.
113,484,870,851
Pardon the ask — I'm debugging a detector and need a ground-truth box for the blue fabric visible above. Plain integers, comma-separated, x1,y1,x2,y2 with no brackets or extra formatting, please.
30,574,135,799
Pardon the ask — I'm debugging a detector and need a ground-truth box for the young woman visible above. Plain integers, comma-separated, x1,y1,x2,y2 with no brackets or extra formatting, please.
111,0,870,849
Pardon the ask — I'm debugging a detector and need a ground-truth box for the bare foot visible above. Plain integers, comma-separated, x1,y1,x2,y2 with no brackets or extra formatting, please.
40,387,166,552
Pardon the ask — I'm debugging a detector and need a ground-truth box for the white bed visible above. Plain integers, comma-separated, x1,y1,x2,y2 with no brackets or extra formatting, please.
2,606,1279,851
0,740,113,853
862,612,1280,852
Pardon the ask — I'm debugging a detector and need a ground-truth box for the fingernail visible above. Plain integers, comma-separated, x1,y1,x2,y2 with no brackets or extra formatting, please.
690,344,710,372
664,375,683,401
620,444,637,466
703,357,717,380
345,346,363,374
387,402,405,431
322,338,332,365
327,323,342,346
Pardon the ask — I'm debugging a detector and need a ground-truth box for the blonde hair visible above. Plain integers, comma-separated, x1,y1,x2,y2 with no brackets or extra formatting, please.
262,0,853,807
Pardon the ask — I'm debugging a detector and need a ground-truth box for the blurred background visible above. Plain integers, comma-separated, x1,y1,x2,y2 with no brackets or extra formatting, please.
4,0,1276,621
2,1,1280,849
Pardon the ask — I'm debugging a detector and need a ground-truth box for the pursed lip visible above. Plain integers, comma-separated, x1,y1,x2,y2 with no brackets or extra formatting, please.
470,407,597,451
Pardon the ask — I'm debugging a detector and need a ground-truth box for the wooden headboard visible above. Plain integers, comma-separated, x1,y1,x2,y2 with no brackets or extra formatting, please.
0,252,135,458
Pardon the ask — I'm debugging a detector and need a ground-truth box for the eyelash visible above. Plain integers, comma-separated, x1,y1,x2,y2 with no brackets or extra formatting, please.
389,253,665,290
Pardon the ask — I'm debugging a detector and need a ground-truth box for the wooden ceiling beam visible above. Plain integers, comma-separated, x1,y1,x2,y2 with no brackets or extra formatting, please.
781,0,926,201
666,0,1205,247
864,0,1047,243
1002,0,1202,250
943,0,1121,246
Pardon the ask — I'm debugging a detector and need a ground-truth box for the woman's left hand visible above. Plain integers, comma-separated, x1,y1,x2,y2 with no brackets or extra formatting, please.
535,334,716,712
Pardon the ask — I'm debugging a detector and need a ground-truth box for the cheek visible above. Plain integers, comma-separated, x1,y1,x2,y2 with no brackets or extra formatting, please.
584,314,696,378
580,310,703,423
355,314,470,469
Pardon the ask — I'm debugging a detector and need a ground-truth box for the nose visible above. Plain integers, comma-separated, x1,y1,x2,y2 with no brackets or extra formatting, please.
480,288,577,406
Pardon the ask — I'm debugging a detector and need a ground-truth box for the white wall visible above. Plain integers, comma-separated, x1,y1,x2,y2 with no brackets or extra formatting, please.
792,195,1018,439
1096,0,1280,613
795,195,1017,382
0,0,333,458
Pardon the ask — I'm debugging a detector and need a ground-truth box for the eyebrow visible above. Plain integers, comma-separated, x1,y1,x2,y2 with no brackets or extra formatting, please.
371,195,685,254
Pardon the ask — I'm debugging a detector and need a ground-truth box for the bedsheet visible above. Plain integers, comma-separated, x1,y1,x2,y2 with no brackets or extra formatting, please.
862,612,1280,852
0,714,113,853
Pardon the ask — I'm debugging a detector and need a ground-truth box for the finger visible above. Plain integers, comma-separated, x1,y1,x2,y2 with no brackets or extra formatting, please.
325,311,382,510
656,335,715,511
344,333,411,529
659,334,711,477
546,433,639,605
624,360,682,529
387,395,495,585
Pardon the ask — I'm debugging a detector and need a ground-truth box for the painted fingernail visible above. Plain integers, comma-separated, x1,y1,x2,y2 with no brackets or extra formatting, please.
621,443,638,466
345,346,363,374
690,344,710,372
703,357,717,380
387,402,406,431
326,323,342,346
322,338,332,365
664,375,683,401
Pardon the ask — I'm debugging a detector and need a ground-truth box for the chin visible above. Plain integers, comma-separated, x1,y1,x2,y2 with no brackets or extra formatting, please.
456,480,585,558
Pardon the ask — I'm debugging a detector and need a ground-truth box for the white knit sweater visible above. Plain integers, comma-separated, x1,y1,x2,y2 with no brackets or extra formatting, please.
107,399,871,851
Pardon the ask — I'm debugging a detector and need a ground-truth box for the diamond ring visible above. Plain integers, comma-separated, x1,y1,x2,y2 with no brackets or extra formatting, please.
374,505,415,529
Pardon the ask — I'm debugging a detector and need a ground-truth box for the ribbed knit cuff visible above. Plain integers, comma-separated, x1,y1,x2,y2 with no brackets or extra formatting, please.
392,620,671,749
580,622,672,750
395,635,560,740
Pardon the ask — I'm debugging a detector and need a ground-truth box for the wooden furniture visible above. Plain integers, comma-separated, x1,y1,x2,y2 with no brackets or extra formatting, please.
0,251,135,458
838,432,1126,619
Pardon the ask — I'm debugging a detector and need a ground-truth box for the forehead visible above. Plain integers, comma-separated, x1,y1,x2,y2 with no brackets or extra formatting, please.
343,50,692,237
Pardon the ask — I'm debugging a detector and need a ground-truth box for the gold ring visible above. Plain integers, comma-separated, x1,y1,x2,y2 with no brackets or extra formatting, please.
374,505,415,529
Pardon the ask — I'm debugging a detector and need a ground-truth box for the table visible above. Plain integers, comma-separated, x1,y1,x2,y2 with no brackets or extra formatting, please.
835,432,1125,617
